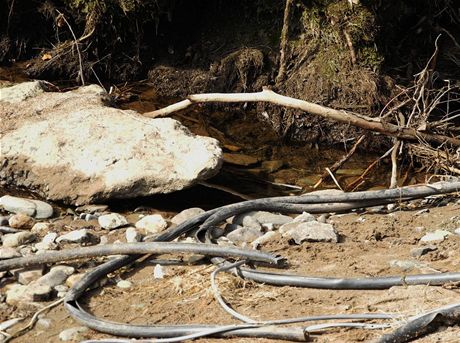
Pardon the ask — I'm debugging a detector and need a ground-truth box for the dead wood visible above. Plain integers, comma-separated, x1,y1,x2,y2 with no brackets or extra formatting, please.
145,88,460,147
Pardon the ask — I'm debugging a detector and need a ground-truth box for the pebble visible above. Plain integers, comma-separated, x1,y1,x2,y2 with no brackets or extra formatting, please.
293,212,316,223
33,265,75,287
125,227,142,243
8,213,35,230
454,228,460,236
56,229,90,244
0,195,36,216
0,246,21,259
35,232,58,251
6,283,52,304
135,214,168,234
58,327,89,341
153,264,165,279
2,231,36,247
171,208,205,225
0,195,53,219
116,280,132,289
66,273,85,288
419,230,451,243
280,221,338,244
79,213,99,221
251,231,278,249
233,211,293,229
31,222,53,234
411,245,437,257
226,226,263,245
99,235,109,245
98,213,128,230
36,317,53,329
16,268,44,285
389,260,424,271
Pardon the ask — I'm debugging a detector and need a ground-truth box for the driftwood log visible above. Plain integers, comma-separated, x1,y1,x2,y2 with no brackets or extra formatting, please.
145,88,460,147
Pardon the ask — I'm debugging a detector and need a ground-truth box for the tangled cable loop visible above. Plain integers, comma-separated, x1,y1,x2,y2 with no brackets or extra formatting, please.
56,181,460,342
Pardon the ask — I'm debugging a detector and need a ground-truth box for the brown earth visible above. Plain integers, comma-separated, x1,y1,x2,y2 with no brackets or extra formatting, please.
2,196,460,343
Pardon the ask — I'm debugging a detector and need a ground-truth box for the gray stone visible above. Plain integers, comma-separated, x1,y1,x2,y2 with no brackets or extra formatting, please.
411,245,437,257
171,208,205,225
35,232,58,251
56,229,90,244
117,280,132,289
0,195,53,219
8,213,35,230
16,268,44,285
420,230,451,243
233,211,292,229
98,213,128,230
293,212,316,223
31,222,53,234
0,195,35,216
0,81,45,103
36,317,53,329
135,215,168,234
2,231,36,247
0,246,21,259
6,283,52,304
251,231,278,249
454,228,460,236
33,265,75,287
226,227,263,245
0,84,222,205
232,215,261,231
58,327,89,341
389,260,424,271
280,221,338,244
125,227,142,243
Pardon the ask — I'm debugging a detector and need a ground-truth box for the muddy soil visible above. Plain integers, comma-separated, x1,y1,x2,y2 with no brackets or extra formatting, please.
2,196,460,343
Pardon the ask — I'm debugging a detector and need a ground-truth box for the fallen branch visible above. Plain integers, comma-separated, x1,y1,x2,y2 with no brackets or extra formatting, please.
145,88,460,147
313,135,365,188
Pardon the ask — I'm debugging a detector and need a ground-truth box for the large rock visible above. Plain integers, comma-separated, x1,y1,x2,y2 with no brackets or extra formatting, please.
0,83,222,205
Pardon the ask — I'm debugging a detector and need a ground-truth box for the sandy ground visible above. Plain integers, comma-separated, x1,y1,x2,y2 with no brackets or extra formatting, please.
2,195,460,343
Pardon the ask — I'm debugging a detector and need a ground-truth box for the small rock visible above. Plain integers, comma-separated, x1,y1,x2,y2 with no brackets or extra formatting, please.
232,216,261,231
36,317,53,329
171,208,205,225
251,231,278,249
0,196,36,216
0,195,53,219
79,213,98,221
58,327,89,341
389,260,423,271
6,283,52,305
66,274,84,288
42,232,58,245
153,264,164,279
125,227,142,243
98,213,128,230
420,230,451,243
31,222,53,234
117,280,132,289
226,227,263,245
15,268,44,285
19,245,35,256
411,245,437,257
280,221,338,244
8,213,35,230
56,229,90,244
2,231,36,247
0,246,21,259
54,284,69,297
99,235,109,245
28,199,54,219
75,204,109,214
454,228,460,236
135,214,168,234
34,265,75,287
233,211,292,229
293,212,316,223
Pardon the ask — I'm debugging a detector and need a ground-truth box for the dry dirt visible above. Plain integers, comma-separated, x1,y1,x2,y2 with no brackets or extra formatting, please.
2,196,460,343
